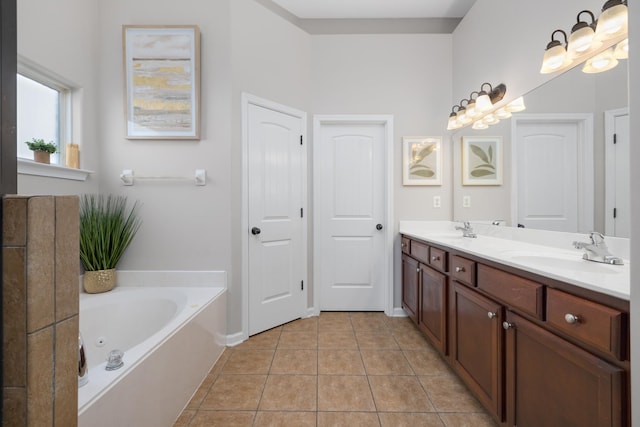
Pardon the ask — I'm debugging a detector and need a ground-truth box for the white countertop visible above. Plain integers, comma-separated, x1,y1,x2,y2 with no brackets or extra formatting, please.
399,221,630,301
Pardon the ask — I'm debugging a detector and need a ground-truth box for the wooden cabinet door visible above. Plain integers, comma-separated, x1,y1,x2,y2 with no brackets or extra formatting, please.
504,311,624,427
418,265,447,354
401,254,419,323
450,282,503,421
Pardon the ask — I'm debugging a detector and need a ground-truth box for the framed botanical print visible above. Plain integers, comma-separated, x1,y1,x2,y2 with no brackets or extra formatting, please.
402,136,443,186
461,136,503,185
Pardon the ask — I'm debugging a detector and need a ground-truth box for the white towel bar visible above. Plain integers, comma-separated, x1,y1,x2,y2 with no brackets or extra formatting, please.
120,169,206,186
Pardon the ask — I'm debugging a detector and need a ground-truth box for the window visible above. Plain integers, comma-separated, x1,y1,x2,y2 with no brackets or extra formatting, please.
17,64,71,165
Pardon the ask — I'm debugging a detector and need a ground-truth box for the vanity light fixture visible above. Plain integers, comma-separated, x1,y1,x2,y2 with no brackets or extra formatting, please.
540,30,571,74
495,107,512,119
567,11,602,59
456,100,473,125
505,96,526,113
614,38,629,58
472,121,489,130
539,0,628,75
482,114,500,125
447,106,461,130
582,47,619,73
465,92,481,119
595,0,628,41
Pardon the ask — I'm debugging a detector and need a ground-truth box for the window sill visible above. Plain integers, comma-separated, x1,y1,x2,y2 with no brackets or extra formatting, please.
18,158,94,181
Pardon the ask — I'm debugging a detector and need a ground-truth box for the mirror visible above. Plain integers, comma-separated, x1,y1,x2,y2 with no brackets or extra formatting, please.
451,61,629,236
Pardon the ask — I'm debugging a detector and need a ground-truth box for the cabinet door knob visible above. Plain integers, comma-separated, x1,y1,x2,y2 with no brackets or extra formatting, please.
502,321,514,330
487,312,497,319
416,268,421,273
455,266,465,273
432,255,440,261
564,313,580,324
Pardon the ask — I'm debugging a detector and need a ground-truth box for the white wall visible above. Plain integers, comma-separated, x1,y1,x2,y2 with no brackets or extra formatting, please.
311,34,453,307
17,0,101,195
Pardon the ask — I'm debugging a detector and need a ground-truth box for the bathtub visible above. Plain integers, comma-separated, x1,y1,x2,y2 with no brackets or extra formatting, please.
78,275,226,427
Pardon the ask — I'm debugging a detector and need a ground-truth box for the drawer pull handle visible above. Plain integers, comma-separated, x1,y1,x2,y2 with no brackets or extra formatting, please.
432,255,440,261
487,312,497,319
564,313,580,324
455,266,465,273
502,321,514,330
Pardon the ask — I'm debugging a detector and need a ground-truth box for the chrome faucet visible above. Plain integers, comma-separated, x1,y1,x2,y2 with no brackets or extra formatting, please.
573,232,623,265
455,221,477,238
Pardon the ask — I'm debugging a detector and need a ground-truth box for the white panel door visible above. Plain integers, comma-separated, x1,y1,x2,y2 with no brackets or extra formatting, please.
316,122,386,311
605,110,630,237
515,121,579,231
248,103,305,336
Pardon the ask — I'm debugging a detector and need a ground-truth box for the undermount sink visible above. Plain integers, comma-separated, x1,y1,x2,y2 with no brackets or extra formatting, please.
500,250,622,275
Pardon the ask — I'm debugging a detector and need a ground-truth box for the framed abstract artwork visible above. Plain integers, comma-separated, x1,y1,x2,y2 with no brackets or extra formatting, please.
402,136,443,186
461,136,503,185
123,25,200,139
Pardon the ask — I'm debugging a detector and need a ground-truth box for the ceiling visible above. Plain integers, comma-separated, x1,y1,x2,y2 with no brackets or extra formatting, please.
271,0,477,19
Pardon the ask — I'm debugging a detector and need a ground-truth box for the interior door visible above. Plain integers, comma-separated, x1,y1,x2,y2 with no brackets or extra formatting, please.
605,109,630,237
315,119,387,311
247,103,305,336
515,119,582,231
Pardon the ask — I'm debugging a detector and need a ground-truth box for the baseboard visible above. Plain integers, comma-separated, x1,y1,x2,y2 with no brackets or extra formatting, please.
390,307,409,317
226,331,246,347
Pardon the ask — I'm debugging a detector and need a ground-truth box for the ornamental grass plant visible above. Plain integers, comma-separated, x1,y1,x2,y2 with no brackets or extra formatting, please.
79,194,142,272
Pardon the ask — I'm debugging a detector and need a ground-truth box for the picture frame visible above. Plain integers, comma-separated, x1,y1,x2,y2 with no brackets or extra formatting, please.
461,136,503,185
123,25,200,139
402,136,443,186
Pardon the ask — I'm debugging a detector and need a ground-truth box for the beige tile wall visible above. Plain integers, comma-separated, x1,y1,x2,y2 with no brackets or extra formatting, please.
2,195,79,427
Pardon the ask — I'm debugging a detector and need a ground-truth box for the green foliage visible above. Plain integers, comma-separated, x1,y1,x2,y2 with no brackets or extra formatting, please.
24,138,57,154
409,143,436,178
469,144,496,178
79,194,142,271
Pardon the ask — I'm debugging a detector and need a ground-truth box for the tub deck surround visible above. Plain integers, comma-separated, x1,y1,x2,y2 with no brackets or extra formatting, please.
78,272,227,427
399,221,630,300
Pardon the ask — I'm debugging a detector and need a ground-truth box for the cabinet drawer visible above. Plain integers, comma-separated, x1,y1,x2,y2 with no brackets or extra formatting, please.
401,237,410,254
410,240,430,264
429,247,447,272
451,255,475,286
547,288,624,360
477,264,543,319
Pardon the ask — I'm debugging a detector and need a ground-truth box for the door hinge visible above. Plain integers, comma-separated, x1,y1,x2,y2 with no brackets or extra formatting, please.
301,280,304,290
614,133,617,144
300,135,303,145
300,207,303,218
614,207,617,218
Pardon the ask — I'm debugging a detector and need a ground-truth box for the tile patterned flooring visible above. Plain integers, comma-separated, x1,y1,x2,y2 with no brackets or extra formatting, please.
173,312,498,427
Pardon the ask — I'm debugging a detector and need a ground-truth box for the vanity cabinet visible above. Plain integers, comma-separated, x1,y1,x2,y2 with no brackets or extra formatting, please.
400,234,630,427
504,311,624,427
450,282,503,419
401,254,419,323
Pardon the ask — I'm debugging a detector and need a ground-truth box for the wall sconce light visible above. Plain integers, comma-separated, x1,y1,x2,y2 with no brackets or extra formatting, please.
540,0,628,75
446,83,525,131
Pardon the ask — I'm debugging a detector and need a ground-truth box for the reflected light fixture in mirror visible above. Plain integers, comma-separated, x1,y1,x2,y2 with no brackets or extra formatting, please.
446,83,524,131
540,0,628,75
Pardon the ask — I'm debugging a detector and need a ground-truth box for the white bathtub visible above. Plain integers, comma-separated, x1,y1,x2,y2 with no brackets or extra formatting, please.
78,279,226,427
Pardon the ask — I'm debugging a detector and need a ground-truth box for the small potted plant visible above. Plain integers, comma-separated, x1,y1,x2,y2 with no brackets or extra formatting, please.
24,138,57,164
79,194,142,293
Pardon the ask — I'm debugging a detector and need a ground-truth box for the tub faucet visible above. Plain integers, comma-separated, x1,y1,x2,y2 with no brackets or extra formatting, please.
455,221,477,238
573,232,623,265
78,333,88,387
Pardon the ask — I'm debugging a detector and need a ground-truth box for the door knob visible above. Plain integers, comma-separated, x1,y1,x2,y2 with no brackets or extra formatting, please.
376,224,383,230
251,227,261,235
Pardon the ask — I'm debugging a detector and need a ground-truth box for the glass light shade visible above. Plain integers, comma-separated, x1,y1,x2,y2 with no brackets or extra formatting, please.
457,109,472,125
582,47,618,73
447,114,460,130
475,93,493,113
540,44,571,74
482,114,500,125
472,121,489,130
505,97,526,113
466,102,480,119
567,26,602,58
595,3,628,41
495,108,512,119
614,38,629,59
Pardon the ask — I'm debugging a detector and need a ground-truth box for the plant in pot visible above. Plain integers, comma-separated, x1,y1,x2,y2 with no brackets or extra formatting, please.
79,194,142,293
24,138,57,164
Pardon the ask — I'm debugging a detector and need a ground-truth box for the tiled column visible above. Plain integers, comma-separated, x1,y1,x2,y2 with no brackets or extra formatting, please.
2,195,79,427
